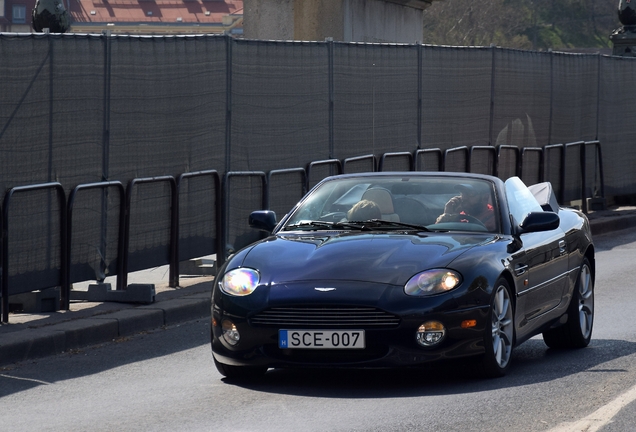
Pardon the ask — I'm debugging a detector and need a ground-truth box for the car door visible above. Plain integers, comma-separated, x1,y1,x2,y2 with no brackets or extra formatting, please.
504,177,568,337
513,228,568,323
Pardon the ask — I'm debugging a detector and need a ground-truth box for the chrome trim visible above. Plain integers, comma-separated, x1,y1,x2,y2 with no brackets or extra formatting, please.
516,267,578,297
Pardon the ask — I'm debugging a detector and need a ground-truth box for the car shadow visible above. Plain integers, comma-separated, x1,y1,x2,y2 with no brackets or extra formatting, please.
221,338,636,398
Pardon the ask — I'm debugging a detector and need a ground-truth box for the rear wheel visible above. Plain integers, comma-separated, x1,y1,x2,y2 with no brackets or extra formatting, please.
481,278,514,378
542,257,594,349
214,358,267,380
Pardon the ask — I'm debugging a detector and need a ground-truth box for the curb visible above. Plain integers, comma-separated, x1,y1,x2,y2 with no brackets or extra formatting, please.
590,212,636,236
0,287,211,367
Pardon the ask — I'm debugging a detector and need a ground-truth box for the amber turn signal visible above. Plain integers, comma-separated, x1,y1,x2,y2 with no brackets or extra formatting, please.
461,320,477,328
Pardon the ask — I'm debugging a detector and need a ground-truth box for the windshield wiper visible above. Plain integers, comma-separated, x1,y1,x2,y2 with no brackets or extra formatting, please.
283,219,431,232
355,219,431,231
283,220,374,231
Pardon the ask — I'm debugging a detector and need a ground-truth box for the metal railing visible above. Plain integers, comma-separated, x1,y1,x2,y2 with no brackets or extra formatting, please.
0,141,603,323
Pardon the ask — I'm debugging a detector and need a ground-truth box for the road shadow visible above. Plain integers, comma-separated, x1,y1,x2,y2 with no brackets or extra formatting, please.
0,318,212,398
591,226,636,252
1,319,634,401
219,338,636,398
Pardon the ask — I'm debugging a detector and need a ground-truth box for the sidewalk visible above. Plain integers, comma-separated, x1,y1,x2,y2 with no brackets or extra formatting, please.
0,272,215,367
1,206,635,368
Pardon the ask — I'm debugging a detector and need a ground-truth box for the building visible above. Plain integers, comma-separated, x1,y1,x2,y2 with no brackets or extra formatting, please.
1,0,33,32
1,0,243,35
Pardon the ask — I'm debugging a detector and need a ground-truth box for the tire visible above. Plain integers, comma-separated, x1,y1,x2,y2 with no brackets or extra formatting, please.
214,358,268,380
481,278,515,378
542,257,594,349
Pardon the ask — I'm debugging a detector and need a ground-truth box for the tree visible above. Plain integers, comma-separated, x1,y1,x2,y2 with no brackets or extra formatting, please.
422,0,619,50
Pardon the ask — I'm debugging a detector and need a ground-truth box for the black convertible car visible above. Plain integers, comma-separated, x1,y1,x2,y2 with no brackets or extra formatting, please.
211,172,594,379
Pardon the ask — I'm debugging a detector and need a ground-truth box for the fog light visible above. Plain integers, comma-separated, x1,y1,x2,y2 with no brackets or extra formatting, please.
222,319,240,346
416,321,446,347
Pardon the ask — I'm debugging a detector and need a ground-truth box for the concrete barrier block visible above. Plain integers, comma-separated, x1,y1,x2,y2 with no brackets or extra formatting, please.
71,283,155,304
9,288,60,313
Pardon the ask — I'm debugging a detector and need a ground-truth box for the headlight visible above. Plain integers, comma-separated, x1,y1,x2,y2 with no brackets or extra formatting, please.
220,268,260,296
404,269,462,296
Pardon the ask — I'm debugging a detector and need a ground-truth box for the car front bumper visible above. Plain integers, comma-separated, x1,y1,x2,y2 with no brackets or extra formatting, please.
211,303,491,369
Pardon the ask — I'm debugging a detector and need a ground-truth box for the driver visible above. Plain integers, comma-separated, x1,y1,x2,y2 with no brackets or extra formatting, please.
436,183,496,230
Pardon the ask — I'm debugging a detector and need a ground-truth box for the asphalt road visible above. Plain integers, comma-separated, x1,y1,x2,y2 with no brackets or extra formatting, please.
1,228,636,432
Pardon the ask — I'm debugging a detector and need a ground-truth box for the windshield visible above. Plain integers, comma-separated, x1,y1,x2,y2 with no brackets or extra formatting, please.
504,176,544,226
283,176,500,233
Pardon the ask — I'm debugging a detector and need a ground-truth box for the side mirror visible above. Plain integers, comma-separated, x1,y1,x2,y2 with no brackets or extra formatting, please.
249,210,277,233
519,211,560,234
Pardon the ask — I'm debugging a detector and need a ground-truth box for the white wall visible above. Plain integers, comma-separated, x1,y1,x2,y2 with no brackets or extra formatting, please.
343,0,424,43
243,0,431,43
243,0,296,41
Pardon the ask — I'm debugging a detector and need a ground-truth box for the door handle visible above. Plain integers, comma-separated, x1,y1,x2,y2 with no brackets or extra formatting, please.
515,264,528,276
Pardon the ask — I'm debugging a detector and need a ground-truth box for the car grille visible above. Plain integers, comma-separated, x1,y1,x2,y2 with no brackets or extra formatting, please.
249,306,400,328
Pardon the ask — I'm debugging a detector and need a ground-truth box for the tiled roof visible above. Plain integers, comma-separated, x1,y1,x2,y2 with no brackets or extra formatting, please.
69,0,242,32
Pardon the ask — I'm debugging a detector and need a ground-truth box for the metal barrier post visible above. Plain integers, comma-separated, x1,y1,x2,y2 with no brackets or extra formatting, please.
519,147,544,185
496,145,521,179
307,159,343,191
585,140,605,199
1,183,67,323
379,152,414,172
177,170,221,280
469,146,497,176
221,172,267,266
543,144,565,204
342,154,377,173
67,181,126,291
414,148,443,171
266,168,307,210
443,146,469,172
123,176,178,289
565,141,585,211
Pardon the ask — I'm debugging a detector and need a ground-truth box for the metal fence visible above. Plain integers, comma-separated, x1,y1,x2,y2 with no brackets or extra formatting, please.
0,32,624,321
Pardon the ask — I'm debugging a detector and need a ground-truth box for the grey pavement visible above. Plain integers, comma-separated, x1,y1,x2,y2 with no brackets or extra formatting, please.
1,206,635,368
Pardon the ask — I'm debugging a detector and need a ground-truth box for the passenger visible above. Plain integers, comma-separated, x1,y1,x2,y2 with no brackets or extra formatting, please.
435,183,496,230
347,199,382,221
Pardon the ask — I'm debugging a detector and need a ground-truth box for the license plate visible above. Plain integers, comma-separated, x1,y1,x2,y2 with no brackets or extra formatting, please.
279,330,365,349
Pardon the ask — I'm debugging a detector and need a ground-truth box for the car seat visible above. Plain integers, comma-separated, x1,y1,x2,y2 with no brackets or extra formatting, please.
361,188,400,222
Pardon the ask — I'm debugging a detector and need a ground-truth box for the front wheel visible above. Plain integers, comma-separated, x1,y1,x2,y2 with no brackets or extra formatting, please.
481,278,515,378
542,257,594,349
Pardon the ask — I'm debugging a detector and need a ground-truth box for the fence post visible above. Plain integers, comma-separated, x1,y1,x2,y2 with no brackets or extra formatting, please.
327,37,335,159
596,53,602,141
101,30,112,285
225,34,233,173
417,43,422,149
580,142,587,213
548,49,554,146
489,44,497,146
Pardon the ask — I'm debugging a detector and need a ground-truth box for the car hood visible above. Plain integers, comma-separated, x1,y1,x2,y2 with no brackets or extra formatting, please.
236,231,497,286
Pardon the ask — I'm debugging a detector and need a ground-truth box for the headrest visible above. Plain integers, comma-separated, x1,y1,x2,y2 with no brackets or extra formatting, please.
361,188,395,213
